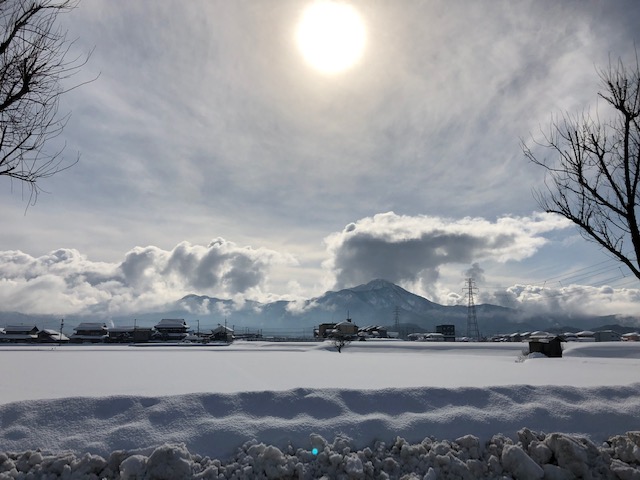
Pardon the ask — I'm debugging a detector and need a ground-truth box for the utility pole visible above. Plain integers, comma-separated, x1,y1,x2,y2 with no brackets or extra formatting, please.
465,278,480,341
394,306,400,330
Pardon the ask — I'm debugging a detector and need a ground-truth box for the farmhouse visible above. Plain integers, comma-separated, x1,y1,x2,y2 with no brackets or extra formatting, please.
210,325,234,342
70,323,108,343
37,329,69,343
1,325,39,343
107,326,153,343
358,325,388,338
594,330,622,342
154,319,190,341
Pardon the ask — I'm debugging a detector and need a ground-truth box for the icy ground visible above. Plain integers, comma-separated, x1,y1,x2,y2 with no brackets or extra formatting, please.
1,340,639,478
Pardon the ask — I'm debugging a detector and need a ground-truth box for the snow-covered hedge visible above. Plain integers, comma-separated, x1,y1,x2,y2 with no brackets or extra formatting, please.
1,428,639,479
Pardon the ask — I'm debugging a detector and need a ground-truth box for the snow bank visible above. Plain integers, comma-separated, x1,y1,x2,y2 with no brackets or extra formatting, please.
1,341,639,478
1,384,639,460
2,429,640,479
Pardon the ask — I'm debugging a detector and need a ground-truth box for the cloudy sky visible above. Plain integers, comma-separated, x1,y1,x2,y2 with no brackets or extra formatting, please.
2,0,640,320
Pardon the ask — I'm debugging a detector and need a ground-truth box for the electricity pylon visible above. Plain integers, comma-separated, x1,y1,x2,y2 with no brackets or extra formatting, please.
465,278,480,341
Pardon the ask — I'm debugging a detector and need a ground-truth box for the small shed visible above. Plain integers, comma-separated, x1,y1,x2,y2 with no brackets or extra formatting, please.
528,336,564,358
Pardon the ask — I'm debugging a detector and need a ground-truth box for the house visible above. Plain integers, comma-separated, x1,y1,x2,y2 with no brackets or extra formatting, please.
562,332,579,342
332,317,358,338
576,331,596,342
107,326,153,343
1,325,39,343
315,323,337,338
436,324,456,342
621,332,639,342
210,325,234,342
529,336,564,358
70,323,108,343
594,330,621,342
529,331,554,340
509,333,523,342
358,325,388,338
154,319,189,341
37,329,69,343
424,333,445,342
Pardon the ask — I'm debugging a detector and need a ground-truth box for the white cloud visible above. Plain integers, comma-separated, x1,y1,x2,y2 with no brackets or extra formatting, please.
481,283,640,318
323,212,573,294
0,240,296,316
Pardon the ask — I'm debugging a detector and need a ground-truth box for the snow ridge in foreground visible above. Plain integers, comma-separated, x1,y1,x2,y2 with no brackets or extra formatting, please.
2,429,640,479
1,384,640,460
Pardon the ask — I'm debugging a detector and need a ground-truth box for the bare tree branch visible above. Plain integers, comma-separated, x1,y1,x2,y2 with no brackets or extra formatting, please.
0,0,91,204
524,52,640,281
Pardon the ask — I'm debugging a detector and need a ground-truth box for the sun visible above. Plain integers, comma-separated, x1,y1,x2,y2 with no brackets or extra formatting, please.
295,1,366,75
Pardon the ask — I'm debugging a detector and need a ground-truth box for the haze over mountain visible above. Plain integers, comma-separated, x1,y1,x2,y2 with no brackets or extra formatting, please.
2,279,638,337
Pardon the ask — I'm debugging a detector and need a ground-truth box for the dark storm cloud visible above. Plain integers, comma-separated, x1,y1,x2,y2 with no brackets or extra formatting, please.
325,212,571,290
465,263,486,284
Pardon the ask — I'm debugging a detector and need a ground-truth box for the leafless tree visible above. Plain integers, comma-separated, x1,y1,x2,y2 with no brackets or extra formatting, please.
332,334,352,353
0,0,90,203
524,54,640,280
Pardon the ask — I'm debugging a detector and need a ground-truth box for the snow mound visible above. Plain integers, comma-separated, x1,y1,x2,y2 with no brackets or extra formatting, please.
2,385,640,461
2,429,640,479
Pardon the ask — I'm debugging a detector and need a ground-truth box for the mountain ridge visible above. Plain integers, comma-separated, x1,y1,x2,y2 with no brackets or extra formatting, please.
1,279,638,335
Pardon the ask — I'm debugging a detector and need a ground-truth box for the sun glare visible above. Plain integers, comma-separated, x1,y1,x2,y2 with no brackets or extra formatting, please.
296,1,366,75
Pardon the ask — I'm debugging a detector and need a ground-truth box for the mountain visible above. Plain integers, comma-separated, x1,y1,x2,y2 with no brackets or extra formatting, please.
2,279,639,336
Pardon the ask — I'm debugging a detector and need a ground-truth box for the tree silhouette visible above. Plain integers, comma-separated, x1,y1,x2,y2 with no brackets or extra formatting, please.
525,54,640,280
0,0,91,203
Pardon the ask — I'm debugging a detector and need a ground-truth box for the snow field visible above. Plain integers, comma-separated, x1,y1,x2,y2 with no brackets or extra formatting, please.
0,340,639,478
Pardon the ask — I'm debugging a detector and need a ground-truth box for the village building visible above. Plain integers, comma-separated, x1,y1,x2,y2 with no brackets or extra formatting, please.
107,326,153,343
1,325,40,343
423,333,446,342
593,330,621,342
436,324,456,342
153,319,190,341
315,323,337,338
576,331,596,342
529,336,565,358
210,325,234,342
358,325,388,338
333,318,358,337
315,316,359,339
70,323,108,343
37,329,69,343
